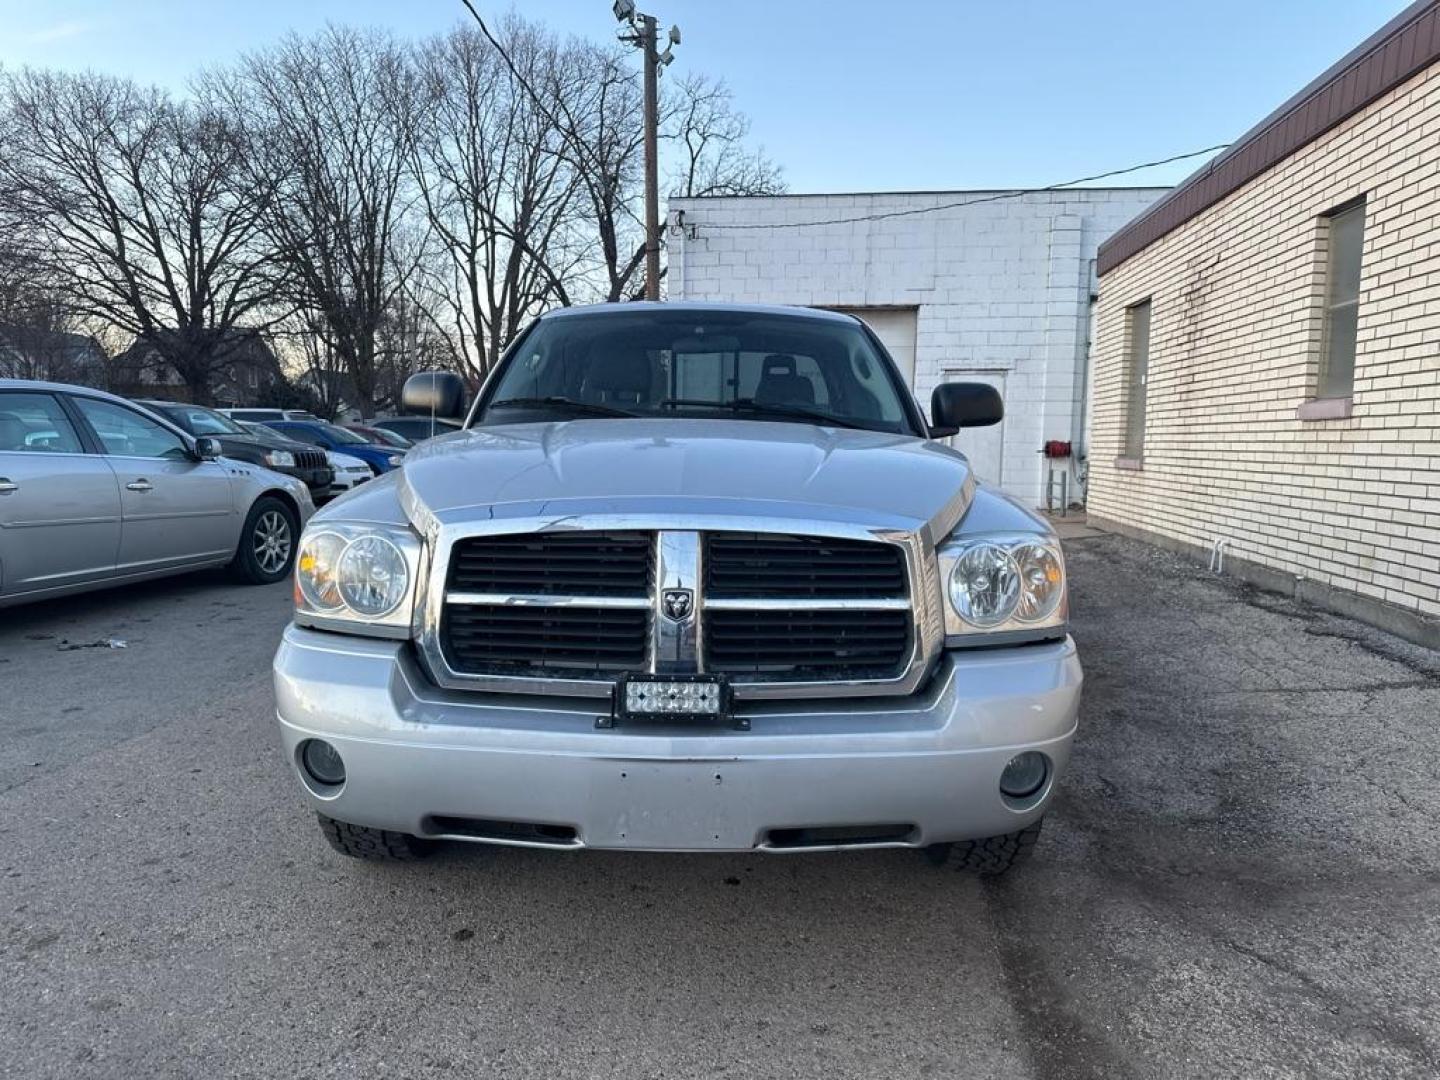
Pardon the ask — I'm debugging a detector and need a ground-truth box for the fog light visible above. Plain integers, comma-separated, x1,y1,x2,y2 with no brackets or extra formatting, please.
301,739,346,786
999,751,1048,798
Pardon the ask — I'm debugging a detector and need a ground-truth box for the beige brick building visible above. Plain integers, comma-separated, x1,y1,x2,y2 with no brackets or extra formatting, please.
1088,0,1440,647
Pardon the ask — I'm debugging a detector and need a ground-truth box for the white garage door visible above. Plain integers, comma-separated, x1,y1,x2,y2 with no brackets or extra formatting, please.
832,307,918,389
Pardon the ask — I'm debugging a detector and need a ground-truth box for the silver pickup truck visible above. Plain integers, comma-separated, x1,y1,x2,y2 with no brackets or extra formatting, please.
274,302,1081,875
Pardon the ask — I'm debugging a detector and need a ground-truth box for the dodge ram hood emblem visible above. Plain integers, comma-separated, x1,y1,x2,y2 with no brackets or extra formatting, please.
662,588,694,621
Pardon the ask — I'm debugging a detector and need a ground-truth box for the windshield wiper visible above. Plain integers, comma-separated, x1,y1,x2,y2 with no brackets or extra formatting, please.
657,397,870,431
490,396,638,419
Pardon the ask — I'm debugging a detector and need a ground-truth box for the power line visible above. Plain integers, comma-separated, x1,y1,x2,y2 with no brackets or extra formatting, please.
457,0,603,176
695,144,1231,231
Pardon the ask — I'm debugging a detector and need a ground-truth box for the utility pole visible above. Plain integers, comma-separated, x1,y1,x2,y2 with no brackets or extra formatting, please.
640,14,660,301
614,1,679,302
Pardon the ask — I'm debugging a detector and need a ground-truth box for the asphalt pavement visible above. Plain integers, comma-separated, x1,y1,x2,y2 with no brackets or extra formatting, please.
2,535,1439,1079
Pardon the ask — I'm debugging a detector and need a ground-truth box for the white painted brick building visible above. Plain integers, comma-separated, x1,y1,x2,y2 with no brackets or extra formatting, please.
668,187,1166,507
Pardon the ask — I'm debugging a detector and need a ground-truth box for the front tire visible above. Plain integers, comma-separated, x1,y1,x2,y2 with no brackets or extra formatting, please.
232,495,298,585
317,814,434,861
923,818,1044,877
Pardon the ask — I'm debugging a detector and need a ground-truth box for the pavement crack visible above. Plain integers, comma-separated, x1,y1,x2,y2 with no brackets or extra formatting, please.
1219,937,1438,1069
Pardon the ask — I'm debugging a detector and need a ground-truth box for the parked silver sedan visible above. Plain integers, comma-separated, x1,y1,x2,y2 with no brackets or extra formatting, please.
0,380,314,607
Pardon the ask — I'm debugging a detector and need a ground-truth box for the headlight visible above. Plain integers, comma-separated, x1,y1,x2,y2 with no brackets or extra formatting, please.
297,531,346,610
264,450,296,468
386,453,405,465
337,535,408,615
938,533,1067,643
293,522,424,637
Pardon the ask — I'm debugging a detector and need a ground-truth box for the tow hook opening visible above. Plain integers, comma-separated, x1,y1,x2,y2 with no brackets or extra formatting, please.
765,824,916,849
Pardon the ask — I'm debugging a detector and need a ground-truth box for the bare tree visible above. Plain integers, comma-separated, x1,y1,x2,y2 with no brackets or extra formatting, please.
0,69,283,402
550,43,649,303
537,51,785,303
410,20,584,379
219,26,421,415
667,73,784,199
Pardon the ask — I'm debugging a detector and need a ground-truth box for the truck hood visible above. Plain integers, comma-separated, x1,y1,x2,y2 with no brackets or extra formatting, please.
396,418,974,540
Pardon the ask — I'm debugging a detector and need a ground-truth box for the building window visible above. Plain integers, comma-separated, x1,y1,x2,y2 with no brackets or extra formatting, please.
1319,199,1365,399
1122,299,1151,461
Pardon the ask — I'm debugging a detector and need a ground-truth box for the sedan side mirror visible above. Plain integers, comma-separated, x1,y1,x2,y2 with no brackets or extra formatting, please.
402,372,468,421
930,382,1003,438
193,436,223,461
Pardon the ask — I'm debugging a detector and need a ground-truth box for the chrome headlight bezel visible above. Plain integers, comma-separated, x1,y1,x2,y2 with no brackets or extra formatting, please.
293,521,425,639
937,532,1068,646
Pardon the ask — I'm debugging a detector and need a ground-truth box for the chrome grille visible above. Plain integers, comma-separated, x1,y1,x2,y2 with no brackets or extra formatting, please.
429,525,925,698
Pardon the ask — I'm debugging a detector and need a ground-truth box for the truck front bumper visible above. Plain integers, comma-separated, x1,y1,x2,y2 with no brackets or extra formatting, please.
274,626,1082,853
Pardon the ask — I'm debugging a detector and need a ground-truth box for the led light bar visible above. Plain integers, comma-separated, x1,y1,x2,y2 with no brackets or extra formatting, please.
618,676,729,720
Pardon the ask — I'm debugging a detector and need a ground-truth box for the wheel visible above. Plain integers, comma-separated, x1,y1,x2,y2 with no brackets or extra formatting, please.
232,496,298,584
317,813,434,861
923,818,1044,877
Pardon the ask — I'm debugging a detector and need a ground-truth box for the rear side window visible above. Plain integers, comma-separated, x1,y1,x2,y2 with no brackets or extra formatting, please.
0,392,85,454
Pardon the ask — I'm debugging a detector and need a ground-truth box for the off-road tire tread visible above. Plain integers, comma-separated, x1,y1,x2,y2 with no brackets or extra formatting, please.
928,818,1043,876
317,813,430,861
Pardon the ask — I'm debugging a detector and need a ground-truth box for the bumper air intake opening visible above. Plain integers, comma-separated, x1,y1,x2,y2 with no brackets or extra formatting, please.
764,823,917,849
425,816,580,847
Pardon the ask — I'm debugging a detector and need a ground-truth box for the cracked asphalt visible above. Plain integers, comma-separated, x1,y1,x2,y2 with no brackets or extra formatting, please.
2,533,1439,1079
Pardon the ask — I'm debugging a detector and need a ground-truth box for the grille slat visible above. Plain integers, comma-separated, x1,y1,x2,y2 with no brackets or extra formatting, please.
449,531,652,596
705,610,911,679
294,449,328,471
706,533,906,599
443,604,649,675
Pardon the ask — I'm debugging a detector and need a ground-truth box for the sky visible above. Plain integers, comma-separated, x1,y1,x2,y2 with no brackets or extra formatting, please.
0,0,1417,193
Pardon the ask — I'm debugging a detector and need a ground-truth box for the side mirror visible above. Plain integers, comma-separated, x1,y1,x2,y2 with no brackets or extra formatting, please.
930,382,1003,438
193,436,223,461
402,372,467,421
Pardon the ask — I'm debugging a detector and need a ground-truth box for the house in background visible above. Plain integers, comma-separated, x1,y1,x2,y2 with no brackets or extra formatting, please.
668,186,1167,508
112,328,283,406
1089,0,1440,646
0,325,108,384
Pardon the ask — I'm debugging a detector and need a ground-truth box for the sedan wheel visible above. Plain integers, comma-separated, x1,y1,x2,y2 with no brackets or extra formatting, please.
232,496,299,585
253,509,293,575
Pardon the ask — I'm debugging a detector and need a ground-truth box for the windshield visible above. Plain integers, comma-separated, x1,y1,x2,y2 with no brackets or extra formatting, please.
479,310,917,435
319,422,369,445
158,404,248,436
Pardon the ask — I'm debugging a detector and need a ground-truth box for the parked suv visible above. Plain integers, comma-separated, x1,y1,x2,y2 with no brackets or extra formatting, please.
274,303,1080,875
261,420,405,475
138,400,333,501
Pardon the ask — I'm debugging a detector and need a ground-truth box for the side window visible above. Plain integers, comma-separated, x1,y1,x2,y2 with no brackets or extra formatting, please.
0,392,85,454
71,397,189,460
1319,199,1365,399
1124,300,1151,460
282,427,326,447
